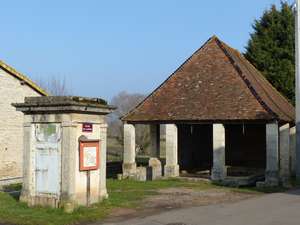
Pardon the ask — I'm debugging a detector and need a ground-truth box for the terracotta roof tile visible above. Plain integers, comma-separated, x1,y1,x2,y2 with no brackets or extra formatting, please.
122,36,295,124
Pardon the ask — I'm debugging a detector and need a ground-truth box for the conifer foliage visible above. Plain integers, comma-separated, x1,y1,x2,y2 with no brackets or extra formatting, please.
245,1,295,103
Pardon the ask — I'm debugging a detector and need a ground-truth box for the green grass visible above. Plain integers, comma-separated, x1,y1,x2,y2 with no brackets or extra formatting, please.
0,179,287,225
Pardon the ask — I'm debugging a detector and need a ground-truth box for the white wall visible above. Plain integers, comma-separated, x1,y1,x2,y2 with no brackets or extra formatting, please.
0,68,41,180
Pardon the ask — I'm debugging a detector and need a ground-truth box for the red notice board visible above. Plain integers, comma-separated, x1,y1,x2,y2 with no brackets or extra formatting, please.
79,140,100,171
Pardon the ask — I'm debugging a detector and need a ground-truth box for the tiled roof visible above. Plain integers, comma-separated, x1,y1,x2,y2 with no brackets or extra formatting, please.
0,60,48,96
122,36,295,124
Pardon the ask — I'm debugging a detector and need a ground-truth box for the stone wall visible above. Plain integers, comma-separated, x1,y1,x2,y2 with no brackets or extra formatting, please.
0,68,40,181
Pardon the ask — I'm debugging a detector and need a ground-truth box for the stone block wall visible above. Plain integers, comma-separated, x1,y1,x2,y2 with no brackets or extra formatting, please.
0,68,41,182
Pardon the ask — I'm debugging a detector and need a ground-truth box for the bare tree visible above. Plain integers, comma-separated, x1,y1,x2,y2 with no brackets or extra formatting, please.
35,76,71,96
109,91,145,121
108,91,145,137
108,91,150,155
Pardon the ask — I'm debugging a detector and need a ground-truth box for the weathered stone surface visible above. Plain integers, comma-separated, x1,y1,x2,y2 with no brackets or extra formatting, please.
265,123,279,186
256,171,280,187
13,96,115,115
64,203,75,213
20,96,108,105
290,126,296,176
279,124,290,186
164,124,179,178
0,68,40,183
99,124,109,200
148,158,162,180
221,174,264,187
117,174,123,180
123,124,136,177
122,163,137,177
211,124,226,181
164,165,179,178
136,167,147,182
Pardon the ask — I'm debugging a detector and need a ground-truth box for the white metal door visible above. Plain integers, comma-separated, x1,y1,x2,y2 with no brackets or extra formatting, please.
35,124,61,195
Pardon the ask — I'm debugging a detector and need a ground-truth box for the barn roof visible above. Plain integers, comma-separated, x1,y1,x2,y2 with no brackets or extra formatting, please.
122,36,295,124
0,60,48,96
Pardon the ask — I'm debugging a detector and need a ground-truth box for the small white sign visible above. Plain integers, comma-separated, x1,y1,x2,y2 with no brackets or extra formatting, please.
83,146,97,167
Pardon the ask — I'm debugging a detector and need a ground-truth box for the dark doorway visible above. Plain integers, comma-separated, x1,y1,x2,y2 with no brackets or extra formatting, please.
178,124,213,172
225,124,266,169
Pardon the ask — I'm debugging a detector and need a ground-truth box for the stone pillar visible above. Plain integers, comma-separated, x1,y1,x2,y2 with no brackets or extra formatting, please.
164,124,179,177
279,124,290,186
211,124,226,181
265,122,279,186
148,158,162,180
123,124,136,177
99,124,108,200
160,125,166,159
150,124,160,158
20,120,34,205
290,126,296,177
61,121,78,206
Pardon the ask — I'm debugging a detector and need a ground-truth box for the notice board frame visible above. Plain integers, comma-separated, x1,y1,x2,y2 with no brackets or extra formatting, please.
79,139,100,171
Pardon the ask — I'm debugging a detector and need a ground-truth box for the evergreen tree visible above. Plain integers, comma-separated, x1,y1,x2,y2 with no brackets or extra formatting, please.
245,1,295,103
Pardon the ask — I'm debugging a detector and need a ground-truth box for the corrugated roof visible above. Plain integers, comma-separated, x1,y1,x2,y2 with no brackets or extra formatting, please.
0,60,48,96
122,36,295,124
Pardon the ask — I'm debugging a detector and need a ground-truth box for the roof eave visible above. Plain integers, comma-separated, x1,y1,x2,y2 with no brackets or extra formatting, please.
0,60,49,96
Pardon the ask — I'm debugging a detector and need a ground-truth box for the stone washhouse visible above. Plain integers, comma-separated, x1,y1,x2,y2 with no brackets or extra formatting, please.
14,96,115,209
121,36,295,187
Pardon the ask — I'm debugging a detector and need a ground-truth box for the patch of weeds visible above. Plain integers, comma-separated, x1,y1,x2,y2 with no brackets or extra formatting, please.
1,183,22,192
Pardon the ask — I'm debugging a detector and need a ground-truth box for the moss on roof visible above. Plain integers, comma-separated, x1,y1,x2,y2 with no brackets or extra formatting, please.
0,60,48,96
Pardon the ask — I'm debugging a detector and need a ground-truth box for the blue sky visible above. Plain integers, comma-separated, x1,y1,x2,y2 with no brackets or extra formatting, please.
0,0,291,101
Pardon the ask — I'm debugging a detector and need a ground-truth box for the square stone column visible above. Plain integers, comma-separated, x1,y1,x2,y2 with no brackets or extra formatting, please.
164,124,179,177
211,124,226,181
99,124,108,200
123,124,137,177
279,124,290,186
265,122,279,186
290,126,296,177
19,120,35,205
150,124,160,158
60,120,78,206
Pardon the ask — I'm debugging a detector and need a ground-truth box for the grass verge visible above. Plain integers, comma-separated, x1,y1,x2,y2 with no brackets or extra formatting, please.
0,179,287,225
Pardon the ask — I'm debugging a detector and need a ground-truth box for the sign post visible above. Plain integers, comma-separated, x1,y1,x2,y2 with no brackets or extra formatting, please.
79,140,100,206
79,140,100,171
296,0,300,181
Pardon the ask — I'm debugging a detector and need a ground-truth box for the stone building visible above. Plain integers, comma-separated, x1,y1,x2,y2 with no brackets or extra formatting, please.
0,60,47,185
14,96,114,208
121,36,295,186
